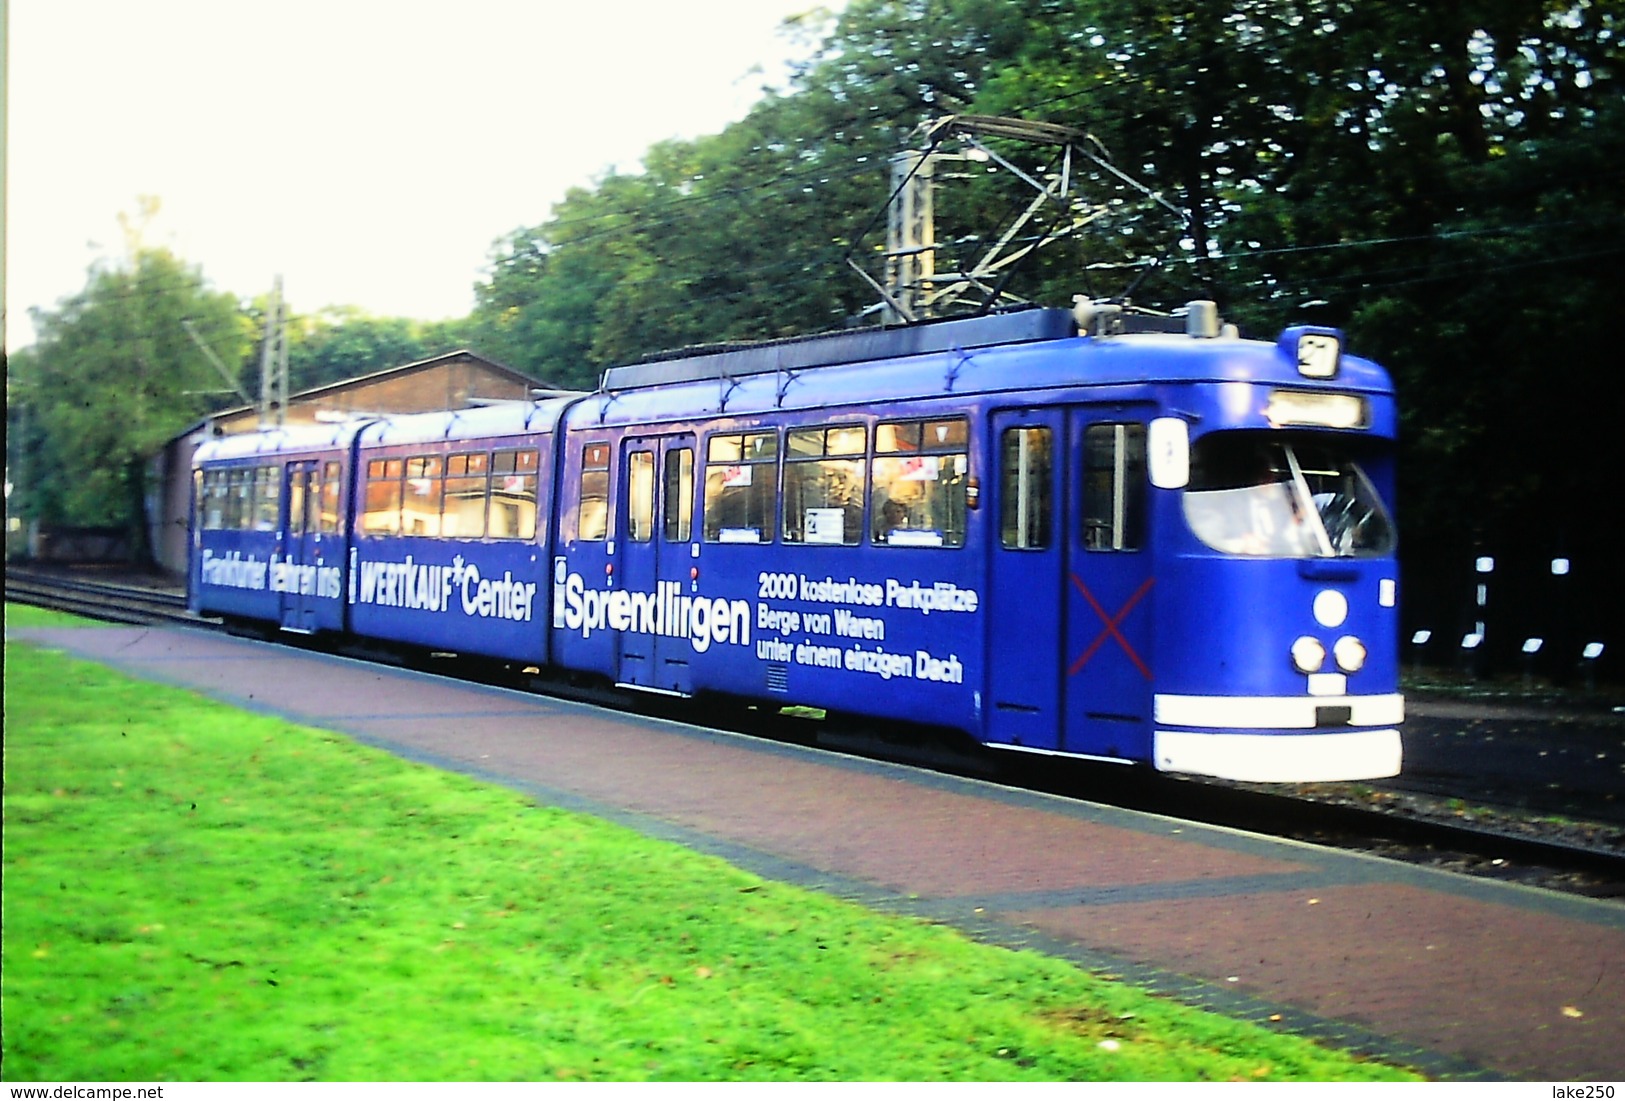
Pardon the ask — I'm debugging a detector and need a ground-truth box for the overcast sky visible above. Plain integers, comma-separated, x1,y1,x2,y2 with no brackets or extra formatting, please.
4,0,840,353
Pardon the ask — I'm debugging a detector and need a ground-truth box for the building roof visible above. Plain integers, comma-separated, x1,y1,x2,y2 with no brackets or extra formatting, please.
203,349,555,421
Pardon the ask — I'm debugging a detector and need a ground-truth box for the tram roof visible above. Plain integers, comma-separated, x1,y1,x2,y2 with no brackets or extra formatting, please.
193,420,371,463
600,309,1081,391
356,395,581,449
193,396,587,464
577,311,1394,430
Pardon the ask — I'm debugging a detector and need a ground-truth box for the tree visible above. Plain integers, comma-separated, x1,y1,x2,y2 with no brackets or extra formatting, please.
9,204,250,560
284,306,471,393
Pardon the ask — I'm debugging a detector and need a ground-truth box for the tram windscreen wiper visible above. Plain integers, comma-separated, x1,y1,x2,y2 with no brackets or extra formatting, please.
1283,444,1335,557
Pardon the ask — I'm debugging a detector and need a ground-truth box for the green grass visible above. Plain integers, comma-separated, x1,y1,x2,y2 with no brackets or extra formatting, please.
4,603,105,629
2,630,1422,1082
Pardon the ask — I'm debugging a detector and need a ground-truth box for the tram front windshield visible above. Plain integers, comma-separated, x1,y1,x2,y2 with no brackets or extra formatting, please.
1183,433,1394,558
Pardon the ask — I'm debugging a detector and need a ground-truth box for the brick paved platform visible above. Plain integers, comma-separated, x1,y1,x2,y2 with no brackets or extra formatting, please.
10,624,1624,1080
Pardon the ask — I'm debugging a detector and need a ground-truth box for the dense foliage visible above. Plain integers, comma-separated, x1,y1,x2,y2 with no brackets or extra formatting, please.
7,231,250,554
284,307,472,393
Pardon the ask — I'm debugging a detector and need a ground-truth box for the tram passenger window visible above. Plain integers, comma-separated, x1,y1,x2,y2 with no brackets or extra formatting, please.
490,449,539,540
217,470,236,530
443,453,489,539
299,466,322,536
253,466,281,532
1083,423,1146,551
221,470,238,529
579,443,611,542
872,417,969,548
195,471,210,530
320,462,342,534
783,425,864,545
664,448,694,542
703,432,777,543
200,470,226,530
1000,427,1053,550
404,456,444,537
625,451,656,543
287,469,308,537
209,470,225,529
362,459,404,537
225,468,252,530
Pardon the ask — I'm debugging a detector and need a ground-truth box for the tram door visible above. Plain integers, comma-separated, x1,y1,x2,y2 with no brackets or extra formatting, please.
615,434,697,694
280,460,322,632
987,408,1155,759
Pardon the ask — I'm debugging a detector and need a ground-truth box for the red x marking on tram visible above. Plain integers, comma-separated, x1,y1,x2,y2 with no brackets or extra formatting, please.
1067,574,1155,681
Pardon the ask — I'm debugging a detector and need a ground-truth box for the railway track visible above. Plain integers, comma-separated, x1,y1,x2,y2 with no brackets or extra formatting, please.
8,565,1624,899
1069,766,1625,900
5,567,206,628
804,719,1625,901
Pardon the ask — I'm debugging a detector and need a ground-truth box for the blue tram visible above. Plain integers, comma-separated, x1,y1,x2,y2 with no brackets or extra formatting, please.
190,300,1403,782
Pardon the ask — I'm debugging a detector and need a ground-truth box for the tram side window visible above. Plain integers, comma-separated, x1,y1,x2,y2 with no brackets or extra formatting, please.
288,467,309,536
872,418,969,548
199,469,228,530
225,468,252,530
319,462,342,534
703,431,778,543
579,443,611,542
783,425,864,545
214,470,233,529
490,449,539,540
443,453,489,538
1000,426,1053,550
1083,423,1146,552
404,456,444,536
253,466,280,531
626,451,655,543
362,459,405,536
195,470,211,529
663,447,694,543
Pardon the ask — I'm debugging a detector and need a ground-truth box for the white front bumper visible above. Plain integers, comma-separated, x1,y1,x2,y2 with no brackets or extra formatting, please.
1152,693,1404,782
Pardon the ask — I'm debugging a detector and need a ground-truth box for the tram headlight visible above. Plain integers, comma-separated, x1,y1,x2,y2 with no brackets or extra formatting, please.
1291,635,1327,674
1334,635,1368,673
